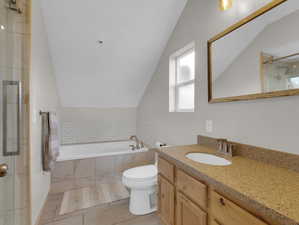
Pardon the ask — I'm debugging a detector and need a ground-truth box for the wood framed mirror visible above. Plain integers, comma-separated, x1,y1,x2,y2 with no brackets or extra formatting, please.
208,0,299,103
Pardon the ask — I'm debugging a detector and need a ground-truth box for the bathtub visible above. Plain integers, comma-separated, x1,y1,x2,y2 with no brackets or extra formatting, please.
57,140,148,162
51,140,154,194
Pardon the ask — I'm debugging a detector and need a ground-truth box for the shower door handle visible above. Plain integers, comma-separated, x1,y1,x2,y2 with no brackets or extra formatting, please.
2,80,22,156
0,164,8,177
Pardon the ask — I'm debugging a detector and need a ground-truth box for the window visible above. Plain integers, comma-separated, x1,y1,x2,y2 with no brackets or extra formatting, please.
169,43,195,112
288,76,299,89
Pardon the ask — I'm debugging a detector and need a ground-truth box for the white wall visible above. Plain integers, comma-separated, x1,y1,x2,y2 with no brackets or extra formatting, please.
137,0,299,155
60,107,136,144
30,0,60,223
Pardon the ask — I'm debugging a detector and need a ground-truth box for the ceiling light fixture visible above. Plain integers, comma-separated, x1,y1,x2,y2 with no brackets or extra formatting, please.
219,0,233,11
0,25,5,30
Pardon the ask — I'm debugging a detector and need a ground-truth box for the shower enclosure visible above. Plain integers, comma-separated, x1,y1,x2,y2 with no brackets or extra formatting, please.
0,0,30,224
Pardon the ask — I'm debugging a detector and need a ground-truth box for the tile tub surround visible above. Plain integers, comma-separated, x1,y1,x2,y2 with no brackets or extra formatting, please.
51,150,155,194
157,145,299,225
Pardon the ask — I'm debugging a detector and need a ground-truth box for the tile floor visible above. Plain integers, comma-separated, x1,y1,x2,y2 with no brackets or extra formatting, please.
39,194,161,225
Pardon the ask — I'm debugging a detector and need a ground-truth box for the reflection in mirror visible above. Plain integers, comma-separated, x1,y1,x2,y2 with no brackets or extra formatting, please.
261,52,299,92
209,0,299,101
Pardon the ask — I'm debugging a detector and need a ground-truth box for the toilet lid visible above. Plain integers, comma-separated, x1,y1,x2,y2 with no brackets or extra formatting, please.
123,165,157,180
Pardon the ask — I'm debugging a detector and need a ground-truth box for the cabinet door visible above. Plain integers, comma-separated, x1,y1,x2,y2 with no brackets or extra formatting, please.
210,219,221,225
158,175,175,225
211,191,268,225
176,192,207,225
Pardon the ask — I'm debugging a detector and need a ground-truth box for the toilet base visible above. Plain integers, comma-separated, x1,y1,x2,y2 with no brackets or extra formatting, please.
129,186,157,215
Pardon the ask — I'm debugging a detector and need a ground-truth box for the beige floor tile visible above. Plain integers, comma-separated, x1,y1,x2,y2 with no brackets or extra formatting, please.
96,174,121,184
39,196,160,225
84,201,136,225
39,195,63,224
51,207,88,224
74,177,96,189
116,214,162,225
107,181,129,202
47,193,64,202
43,215,83,225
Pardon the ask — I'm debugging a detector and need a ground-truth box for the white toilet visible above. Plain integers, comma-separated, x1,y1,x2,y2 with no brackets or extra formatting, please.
122,164,157,215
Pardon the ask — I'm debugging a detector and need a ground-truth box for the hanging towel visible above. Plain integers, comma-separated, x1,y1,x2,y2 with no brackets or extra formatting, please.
42,112,60,171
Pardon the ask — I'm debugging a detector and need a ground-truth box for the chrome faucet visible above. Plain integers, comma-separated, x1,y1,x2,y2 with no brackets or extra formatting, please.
129,135,143,149
217,139,234,157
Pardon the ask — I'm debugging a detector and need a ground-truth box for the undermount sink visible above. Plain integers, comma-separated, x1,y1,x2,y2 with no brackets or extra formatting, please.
186,153,232,166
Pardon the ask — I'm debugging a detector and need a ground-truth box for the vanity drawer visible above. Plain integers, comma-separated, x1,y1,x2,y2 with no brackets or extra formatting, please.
158,157,174,183
211,191,268,225
176,169,207,210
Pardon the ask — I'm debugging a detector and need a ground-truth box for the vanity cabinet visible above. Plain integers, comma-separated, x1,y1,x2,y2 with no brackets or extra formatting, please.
158,175,175,225
176,192,207,225
157,156,270,225
211,191,268,225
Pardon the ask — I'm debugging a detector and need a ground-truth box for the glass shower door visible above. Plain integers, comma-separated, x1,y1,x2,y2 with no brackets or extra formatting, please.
0,150,16,225
0,0,29,224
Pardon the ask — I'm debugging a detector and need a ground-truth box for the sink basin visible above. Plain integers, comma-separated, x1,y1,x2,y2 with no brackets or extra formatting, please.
186,153,232,166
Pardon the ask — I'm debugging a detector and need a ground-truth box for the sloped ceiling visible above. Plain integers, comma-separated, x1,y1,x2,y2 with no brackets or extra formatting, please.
41,0,187,108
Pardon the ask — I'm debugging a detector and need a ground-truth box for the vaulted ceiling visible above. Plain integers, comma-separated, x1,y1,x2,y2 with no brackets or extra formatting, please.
41,0,187,108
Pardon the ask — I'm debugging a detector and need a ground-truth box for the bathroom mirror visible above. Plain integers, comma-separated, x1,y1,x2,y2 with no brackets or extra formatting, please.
208,0,299,102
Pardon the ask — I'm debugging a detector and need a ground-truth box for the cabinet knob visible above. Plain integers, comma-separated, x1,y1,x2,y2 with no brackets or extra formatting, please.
219,198,225,206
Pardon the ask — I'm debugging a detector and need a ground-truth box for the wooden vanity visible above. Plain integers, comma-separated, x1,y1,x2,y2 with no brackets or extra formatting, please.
156,140,299,225
158,157,269,225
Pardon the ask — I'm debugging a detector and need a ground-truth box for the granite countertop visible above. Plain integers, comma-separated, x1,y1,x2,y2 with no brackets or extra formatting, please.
157,144,299,225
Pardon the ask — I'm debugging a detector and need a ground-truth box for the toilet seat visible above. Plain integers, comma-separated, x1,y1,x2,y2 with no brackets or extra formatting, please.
123,165,157,181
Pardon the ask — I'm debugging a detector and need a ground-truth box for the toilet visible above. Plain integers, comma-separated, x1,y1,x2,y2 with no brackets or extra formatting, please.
122,164,158,215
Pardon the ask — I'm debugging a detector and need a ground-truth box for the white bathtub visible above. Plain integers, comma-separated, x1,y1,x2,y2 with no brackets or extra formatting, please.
57,140,148,161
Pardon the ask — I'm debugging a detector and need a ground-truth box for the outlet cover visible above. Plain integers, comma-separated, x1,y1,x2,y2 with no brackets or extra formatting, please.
206,120,213,133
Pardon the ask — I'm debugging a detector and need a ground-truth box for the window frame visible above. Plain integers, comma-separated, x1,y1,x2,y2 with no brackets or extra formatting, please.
172,46,195,112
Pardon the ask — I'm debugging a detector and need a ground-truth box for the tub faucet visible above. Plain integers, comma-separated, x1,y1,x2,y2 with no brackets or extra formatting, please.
129,136,141,149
